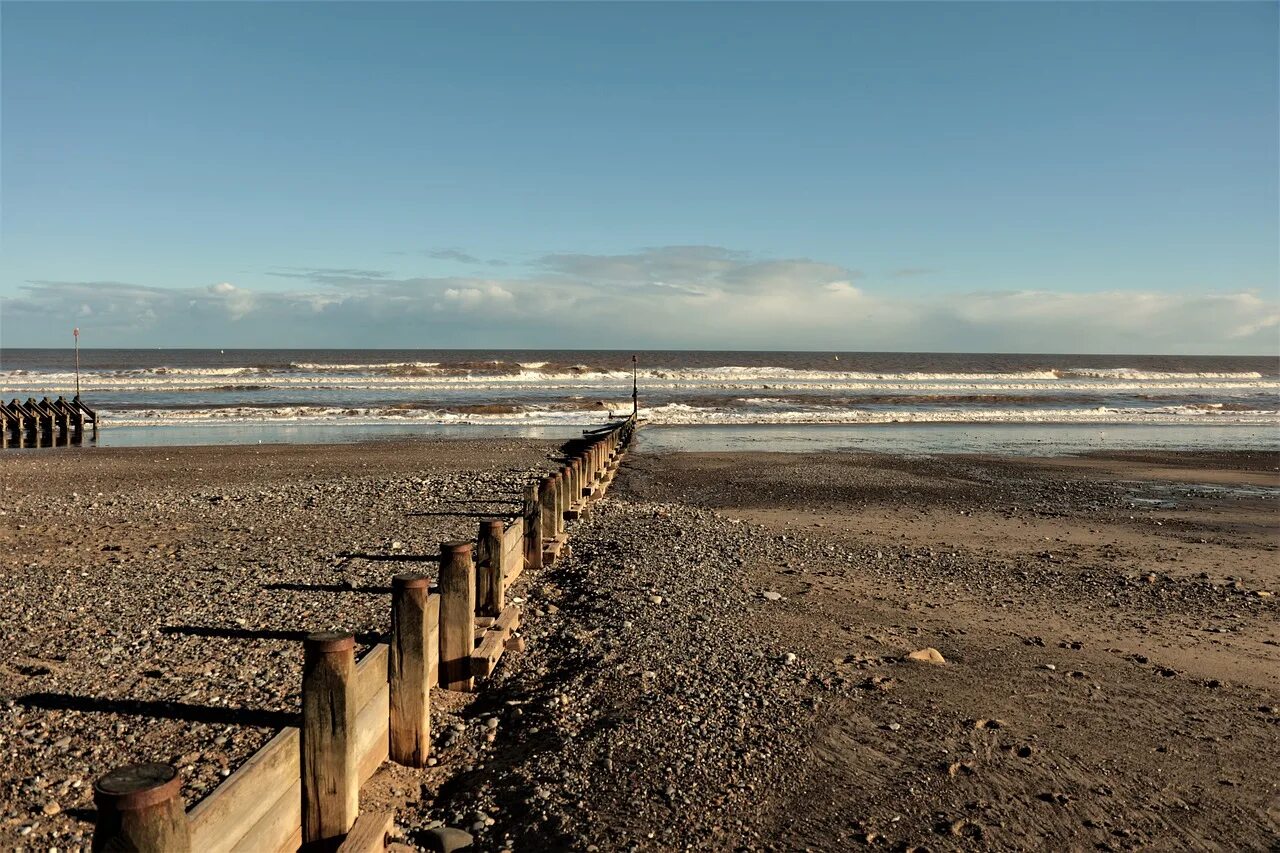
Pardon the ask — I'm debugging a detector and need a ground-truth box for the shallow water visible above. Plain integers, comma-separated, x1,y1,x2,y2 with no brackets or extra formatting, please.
635,423,1280,456
71,420,1280,457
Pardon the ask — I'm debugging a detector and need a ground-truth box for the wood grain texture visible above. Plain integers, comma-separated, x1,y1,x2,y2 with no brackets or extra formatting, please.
354,683,389,784
390,575,431,767
301,633,357,850
228,779,301,853
438,543,476,692
353,644,388,713
188,728,300,853
335,811,394,853
470,606,522,679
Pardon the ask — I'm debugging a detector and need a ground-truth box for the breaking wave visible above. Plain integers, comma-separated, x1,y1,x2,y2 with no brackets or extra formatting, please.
96,401,1278,428
4,364,1275,394
7,354,1275,432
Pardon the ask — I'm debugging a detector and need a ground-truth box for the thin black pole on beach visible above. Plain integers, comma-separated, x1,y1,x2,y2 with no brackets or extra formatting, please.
632,354,638,416
73,327,81,399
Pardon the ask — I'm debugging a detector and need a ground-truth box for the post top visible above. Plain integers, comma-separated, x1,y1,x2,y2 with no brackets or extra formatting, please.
305,631,355,653
481,518,504,532
94,762,182,810
392,572,432,590
441,540,473,555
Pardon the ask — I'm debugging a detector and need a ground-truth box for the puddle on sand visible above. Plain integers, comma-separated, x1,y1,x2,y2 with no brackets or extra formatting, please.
1121,480,1280,510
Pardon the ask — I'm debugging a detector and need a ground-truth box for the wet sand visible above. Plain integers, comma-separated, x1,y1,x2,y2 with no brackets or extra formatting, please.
1,441,1277,851
587,449,1280,849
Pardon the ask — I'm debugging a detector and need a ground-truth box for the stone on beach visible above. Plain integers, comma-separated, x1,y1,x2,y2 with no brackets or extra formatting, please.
906,647,946,665
422,826,474,852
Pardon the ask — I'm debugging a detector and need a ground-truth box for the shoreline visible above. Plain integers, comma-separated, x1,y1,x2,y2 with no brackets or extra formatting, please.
7,418,1277,455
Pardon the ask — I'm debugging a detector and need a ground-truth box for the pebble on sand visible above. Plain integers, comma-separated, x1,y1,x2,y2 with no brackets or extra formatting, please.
906,647,946,664
422,826,474,852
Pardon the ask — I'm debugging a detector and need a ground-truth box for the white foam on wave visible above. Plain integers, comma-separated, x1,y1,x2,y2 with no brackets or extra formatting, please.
6,370,1276,395
287,361,441,371
1059,368,1264,380
100,404,630,427
97,401,1279,428
637,403,1279,426
6,363,1271,384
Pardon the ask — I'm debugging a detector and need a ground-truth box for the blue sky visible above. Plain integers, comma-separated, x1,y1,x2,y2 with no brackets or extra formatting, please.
2,1,1277,352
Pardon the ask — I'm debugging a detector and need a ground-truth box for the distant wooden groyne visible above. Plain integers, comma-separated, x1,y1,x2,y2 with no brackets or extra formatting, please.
1,395,99,449
87,413,636,853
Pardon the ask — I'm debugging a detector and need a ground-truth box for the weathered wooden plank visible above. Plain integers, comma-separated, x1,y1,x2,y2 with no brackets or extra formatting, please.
354,682,390,785
227,778,301,853
188,728,300,853
542,535,567,565
470,606,522,679
353,644,388,712
336,811,394,853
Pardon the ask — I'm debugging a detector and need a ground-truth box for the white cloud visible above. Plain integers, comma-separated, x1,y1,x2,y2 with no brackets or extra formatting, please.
440,284,515,312
824,281,863,298
2,247,1276,353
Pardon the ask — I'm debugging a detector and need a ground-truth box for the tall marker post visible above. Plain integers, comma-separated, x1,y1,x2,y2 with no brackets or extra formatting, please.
632,354,638,416
74,327,81,399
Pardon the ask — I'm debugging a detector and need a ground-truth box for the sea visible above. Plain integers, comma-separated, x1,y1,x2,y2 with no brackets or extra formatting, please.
3,349,1278,455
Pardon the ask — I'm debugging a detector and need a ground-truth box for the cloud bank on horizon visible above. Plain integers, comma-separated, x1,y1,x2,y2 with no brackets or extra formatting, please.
2,246,1276,354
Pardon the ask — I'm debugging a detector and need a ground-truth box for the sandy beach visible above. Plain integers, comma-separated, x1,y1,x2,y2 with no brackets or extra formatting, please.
1,439,1277,851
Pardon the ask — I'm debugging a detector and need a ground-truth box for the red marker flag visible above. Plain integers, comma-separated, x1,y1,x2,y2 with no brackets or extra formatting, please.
74,327,79,338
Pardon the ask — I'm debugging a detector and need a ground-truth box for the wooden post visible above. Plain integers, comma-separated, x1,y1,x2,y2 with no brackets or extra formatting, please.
538,476,557,545
390,573,432,767
556,468,569,529
548,472,562,538
92,762,190,853
302,631,358,851
438,541,475,692
475,519,505,617
523,482,543,571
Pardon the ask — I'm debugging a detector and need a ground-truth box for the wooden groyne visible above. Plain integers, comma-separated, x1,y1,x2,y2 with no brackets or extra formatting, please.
88,413,636,853
1,395,99,449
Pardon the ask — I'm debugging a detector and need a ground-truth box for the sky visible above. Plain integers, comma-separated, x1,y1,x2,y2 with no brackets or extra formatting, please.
1,1,1277,353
